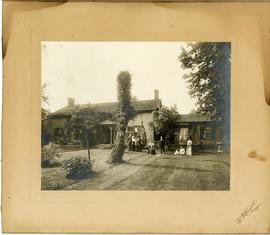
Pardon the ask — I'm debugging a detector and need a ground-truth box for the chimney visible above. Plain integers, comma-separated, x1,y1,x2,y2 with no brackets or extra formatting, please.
68,97,75,106
154,89,159,100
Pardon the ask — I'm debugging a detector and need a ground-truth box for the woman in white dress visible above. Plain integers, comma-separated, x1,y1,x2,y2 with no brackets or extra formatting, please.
186,137,192,156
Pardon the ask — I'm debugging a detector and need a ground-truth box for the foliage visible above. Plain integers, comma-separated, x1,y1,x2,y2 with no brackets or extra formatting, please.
68,107,112,130
41,83,50,121
153,106,181,141
115,71,135,123
109,71,135,164
62,157,93,179
41,142,62,167
55,136,69,145
131,96,138,102
179,42,230,119
66,107,114,162
41,83,51,146
67,107,113,146
179,42,231,150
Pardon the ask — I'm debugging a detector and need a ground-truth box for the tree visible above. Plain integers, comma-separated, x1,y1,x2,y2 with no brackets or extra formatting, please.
153,105,181,143
179,42,231,151
41,83,50,121
131,96,138,102
67,107,112,162
108,71,135,164
41,83,50,146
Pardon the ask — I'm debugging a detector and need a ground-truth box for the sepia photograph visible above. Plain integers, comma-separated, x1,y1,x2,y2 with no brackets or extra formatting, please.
41,41,231,191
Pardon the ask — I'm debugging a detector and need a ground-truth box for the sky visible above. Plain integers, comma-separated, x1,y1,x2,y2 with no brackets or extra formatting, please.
41,42,197,114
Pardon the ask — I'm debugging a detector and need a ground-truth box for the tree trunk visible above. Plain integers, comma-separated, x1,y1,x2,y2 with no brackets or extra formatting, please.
86,128,92,162
87,138,91,162
108,128,125,164
108,71,134,164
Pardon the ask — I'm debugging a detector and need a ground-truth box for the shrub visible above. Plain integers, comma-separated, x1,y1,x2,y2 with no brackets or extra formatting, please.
62,157,93,179
55,136,69,145
41,142,62,167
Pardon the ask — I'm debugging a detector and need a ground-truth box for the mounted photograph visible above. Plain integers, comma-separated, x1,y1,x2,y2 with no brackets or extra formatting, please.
41,41,231,191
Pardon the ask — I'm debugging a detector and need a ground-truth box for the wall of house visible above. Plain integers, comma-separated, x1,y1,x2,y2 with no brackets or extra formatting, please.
47,111,155,145
178,122,223,149
47,116,69,140
128,111,154,143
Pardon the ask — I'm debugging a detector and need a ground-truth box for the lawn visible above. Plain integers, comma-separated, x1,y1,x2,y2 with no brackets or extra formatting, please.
41,148,230,191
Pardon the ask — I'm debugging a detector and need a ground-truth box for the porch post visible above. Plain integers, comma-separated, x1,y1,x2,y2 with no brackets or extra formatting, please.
109,126,113,146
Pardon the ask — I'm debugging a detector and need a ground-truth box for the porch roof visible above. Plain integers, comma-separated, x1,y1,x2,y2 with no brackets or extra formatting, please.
179,113,213,123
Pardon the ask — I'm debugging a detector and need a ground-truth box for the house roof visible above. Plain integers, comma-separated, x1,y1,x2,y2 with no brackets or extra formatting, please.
49,99,161,117
179,113,213,123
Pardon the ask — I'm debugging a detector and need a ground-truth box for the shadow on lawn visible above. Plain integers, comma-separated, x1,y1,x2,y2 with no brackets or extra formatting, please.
125,161,213,173
66,171,97,180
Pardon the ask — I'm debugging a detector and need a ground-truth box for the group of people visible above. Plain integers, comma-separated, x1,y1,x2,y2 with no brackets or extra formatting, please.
146,136,193,156
174,137,193,156
127,134,144,152
170,137,192,156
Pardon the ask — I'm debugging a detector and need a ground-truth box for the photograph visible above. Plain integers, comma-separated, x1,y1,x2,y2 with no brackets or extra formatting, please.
41,41,231,191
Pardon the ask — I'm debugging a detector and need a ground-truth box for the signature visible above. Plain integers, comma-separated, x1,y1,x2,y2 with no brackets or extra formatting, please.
235,200,262,224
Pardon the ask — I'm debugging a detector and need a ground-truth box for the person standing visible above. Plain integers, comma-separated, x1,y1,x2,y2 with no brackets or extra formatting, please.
160,136,165,154
131,135,136,151
127,134,132,151
134,136,139,151
138,137,142,152
186,137,193,156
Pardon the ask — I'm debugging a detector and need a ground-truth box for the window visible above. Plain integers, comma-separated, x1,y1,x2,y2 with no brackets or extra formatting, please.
204,127,212,140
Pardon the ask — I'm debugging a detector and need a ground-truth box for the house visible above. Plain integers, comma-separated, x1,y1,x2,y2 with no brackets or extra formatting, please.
44,89,224,150
176,113,223,149
44,90,162,146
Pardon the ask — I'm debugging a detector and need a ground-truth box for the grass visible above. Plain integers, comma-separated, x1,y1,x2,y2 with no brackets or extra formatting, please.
41,149,230,191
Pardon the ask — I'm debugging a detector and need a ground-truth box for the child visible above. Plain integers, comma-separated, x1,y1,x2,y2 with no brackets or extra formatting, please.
180,146,185,155
148,142,156,155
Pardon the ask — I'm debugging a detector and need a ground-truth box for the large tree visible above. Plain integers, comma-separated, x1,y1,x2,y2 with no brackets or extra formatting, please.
41,83,50,121
179,42,231,150
153,106,181,143
41,83,50,146
108,71,135,164
67,107,112,162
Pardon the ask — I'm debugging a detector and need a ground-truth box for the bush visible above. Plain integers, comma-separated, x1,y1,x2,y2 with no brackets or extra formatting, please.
41,142,62,167
55,136,69,145
62,157,93,179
